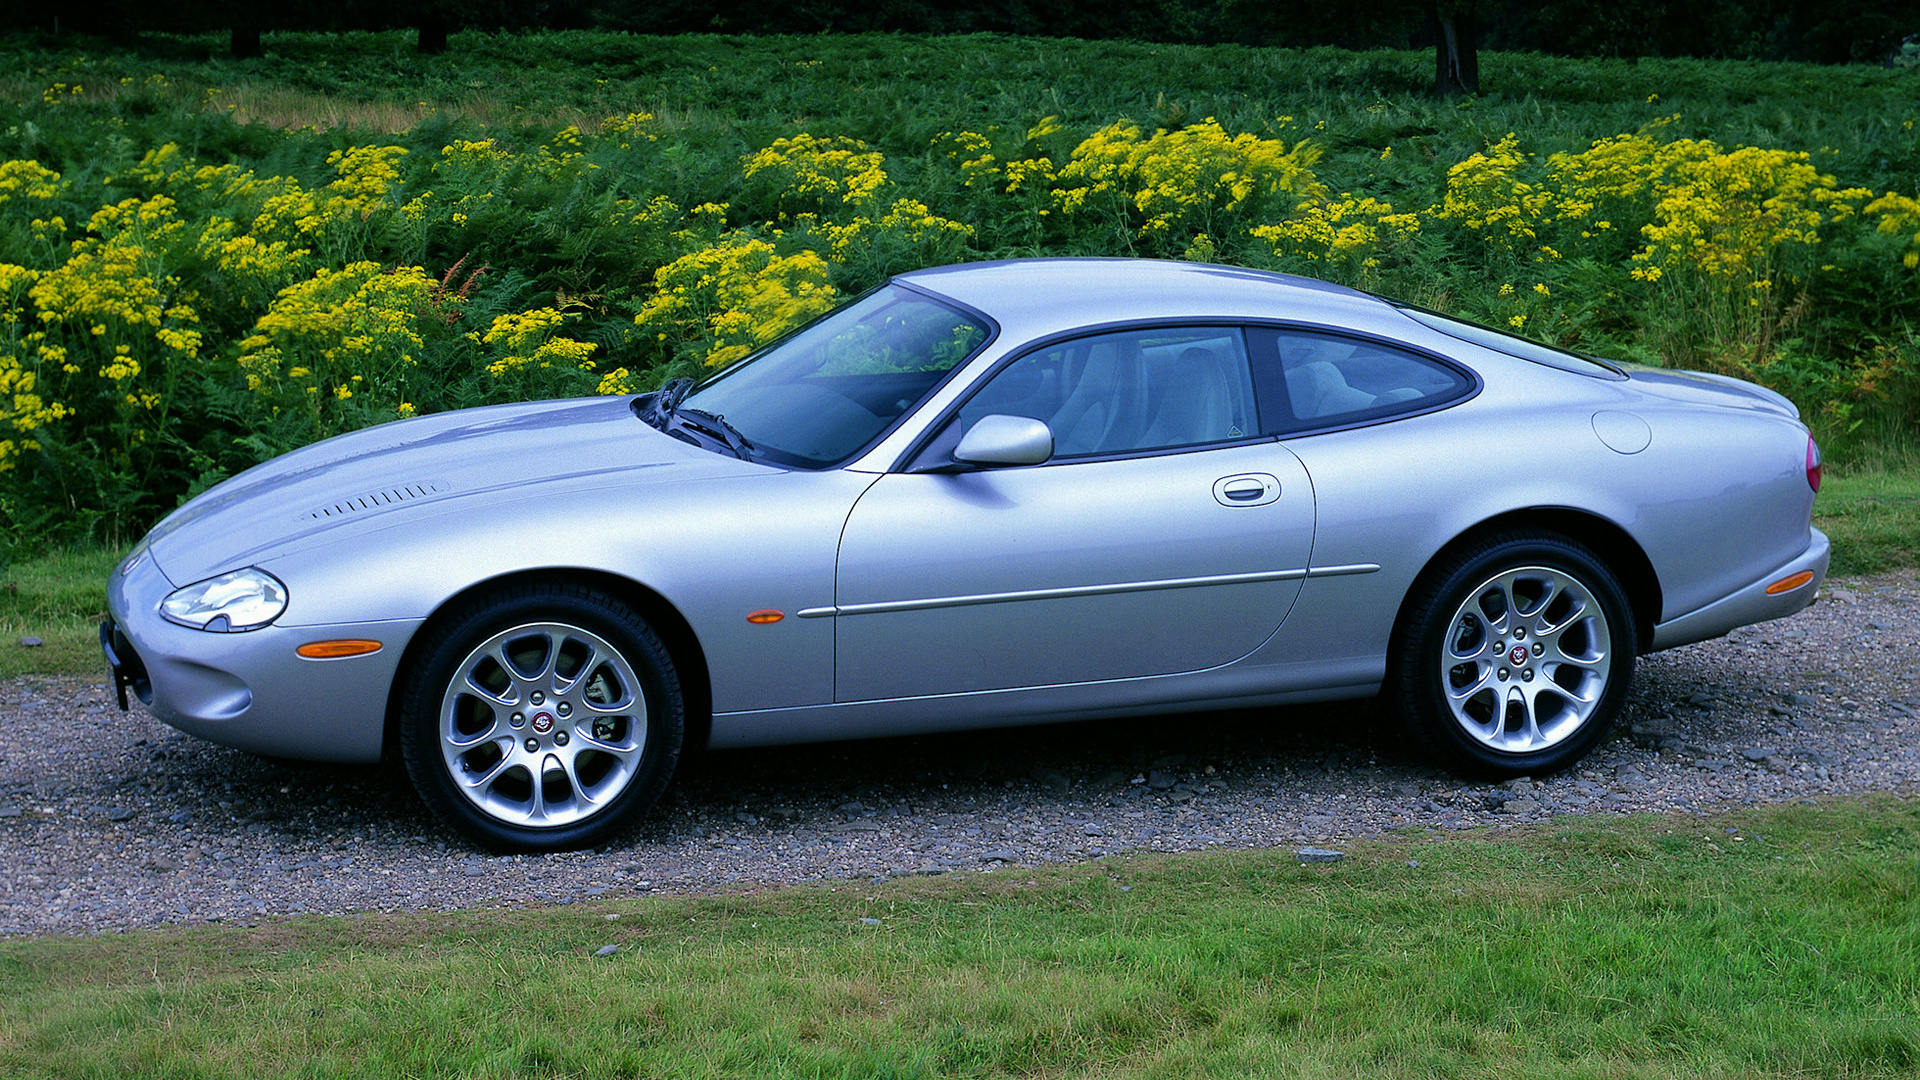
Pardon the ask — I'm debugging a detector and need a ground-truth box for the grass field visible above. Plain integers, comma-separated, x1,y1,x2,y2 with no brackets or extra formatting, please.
2,798,1916,1077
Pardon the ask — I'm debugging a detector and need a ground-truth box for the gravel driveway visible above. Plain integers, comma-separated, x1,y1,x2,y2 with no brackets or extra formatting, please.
4,575,1916,936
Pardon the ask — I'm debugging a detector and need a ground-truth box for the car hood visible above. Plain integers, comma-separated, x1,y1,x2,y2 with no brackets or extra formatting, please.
1620,365,1800,419
145,397,763,585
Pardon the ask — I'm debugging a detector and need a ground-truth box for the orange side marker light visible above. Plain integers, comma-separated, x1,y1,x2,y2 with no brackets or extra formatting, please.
1765,571,1816,596
746,609,786,625
296,639,384,659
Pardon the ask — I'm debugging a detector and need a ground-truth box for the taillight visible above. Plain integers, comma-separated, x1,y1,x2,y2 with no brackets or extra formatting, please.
1806,436,1822,493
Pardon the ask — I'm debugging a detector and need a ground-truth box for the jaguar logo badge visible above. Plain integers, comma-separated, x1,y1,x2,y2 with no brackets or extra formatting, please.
531,711,555,734
1508,645,1530,667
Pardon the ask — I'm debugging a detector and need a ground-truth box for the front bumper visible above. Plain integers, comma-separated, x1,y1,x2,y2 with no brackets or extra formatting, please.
1649,526,1830,651
105,548,418,763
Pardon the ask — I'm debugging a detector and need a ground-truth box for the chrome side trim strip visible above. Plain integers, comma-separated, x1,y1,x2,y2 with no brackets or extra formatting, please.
1306,563,1382,578
795,567,1312,619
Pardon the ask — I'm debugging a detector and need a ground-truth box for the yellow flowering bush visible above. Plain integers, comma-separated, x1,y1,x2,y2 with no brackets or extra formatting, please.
476,306,600,399
1435,133,1558,257
1,265,66,474
0,161,64,203
1864,191,1920,269
236,262,439,442
741,134,889,217
23,194,205,461
1252,194,1419,281
930,118,1072,248
797,197,975,283
630,234,838,374
1052,118,1326,252
6,84,1920,541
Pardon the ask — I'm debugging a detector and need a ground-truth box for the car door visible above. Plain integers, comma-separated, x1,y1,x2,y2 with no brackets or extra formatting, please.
831,326,1317,702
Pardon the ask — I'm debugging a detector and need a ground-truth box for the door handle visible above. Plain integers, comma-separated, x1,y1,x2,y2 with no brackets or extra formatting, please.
1213,473,1280,507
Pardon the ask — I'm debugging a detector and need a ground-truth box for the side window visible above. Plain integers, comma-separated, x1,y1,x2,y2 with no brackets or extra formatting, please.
1252,328,1469,434
957,328,1258,458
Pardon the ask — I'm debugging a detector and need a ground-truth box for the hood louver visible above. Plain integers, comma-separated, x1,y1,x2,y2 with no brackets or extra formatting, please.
307,480,450,521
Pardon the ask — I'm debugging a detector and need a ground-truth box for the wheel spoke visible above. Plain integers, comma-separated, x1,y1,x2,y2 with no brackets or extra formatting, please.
445,716,507,750
462,668,518,708
553,641,603,691
1519,686,1547,746
457,748,515,791
580,726,643,757
1446,662,1494,703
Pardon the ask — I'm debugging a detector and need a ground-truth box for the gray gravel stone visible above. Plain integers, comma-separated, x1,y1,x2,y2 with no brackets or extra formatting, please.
1297,848,1346,863
4,574,1919,936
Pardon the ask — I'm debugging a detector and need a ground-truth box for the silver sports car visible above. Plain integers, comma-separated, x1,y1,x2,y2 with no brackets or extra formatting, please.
103,258,1829,850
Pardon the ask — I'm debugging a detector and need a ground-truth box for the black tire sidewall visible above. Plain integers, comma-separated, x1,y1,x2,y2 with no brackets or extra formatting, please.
398,585,684,852
1397,533,1635,778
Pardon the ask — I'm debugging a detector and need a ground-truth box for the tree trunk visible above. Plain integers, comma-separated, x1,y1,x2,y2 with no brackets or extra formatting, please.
417,16,450,55
1433,9,1479,96
231,22,262,59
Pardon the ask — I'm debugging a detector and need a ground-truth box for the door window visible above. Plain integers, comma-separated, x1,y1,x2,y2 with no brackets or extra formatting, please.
956,327,1258,457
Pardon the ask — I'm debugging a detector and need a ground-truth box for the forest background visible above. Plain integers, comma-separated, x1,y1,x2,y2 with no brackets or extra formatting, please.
1,12,1918,562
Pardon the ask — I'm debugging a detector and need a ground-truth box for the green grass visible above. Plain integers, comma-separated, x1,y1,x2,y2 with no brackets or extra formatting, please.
0,545,117,680
1817,461,1920,575
2,798,1917,1078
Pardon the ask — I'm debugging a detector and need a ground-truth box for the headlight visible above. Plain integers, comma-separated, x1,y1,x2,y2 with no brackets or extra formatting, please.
160,568,289,632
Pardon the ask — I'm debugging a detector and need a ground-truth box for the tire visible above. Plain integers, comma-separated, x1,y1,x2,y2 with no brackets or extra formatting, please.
1392,531,1634,779
398,584,684,852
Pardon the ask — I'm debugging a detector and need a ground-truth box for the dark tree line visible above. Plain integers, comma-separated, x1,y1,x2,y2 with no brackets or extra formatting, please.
11,0,1920,94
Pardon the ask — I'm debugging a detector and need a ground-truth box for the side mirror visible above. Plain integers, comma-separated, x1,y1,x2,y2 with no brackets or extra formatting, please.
952,414,1054,467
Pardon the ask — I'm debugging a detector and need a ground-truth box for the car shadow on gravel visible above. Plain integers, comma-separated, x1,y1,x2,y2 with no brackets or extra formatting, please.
628,696,1417,842
126,696,1409,848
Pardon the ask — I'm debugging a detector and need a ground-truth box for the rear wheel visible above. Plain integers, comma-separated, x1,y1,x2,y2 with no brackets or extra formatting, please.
1394,532,1634,778
399,584,683,851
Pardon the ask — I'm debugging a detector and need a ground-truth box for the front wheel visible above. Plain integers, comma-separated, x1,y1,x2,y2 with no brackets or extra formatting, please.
1393,532,1634,778
398,584,684,851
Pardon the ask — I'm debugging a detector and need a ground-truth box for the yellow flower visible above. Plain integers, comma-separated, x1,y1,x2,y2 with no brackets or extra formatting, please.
743,133,889,213
1053,118,1325,240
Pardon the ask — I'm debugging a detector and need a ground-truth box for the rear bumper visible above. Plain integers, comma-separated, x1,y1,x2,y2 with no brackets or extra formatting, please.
1649,527,1829,651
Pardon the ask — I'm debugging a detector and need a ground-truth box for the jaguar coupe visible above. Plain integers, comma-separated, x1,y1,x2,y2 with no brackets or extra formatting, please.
103,258,1829,850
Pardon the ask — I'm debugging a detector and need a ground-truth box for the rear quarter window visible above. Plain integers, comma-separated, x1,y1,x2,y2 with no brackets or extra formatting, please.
1250,328,1472,434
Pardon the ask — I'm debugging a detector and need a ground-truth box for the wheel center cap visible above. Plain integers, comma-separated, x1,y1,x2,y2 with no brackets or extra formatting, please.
1507,645,1530,667
531,711,555,734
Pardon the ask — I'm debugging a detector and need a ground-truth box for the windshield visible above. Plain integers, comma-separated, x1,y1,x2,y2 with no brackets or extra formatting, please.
1398,306,1625,380
675,285,991,468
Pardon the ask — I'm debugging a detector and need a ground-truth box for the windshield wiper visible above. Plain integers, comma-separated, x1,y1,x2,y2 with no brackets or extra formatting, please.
636,377,755,460
677,407,756,461
641,377,695,431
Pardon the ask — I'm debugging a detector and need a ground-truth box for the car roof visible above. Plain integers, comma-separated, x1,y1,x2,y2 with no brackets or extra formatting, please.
894,258,1410,338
